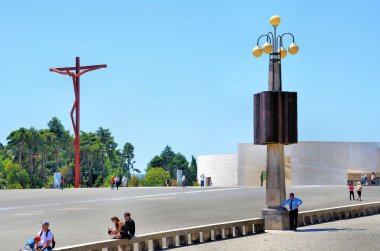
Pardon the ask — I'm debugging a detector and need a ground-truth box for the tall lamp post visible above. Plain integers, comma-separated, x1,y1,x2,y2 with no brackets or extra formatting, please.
50,57,107,188
252,16,299,230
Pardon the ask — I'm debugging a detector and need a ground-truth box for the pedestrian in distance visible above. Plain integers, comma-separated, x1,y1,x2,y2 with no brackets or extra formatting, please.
110,177,115,190
260,171,264,187
364,173,368,185
361,173,365,185
60,175,64,190
182,175,186,188
115,176,120,190
280,193,303,231
35,221,55,251
122,176,128,187
348,182,355,200
371,172,376,186
356,181,362,201
200,174,205,187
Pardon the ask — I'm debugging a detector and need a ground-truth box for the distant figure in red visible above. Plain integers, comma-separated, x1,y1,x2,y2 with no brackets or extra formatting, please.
348,182,355,200
111,177,115,190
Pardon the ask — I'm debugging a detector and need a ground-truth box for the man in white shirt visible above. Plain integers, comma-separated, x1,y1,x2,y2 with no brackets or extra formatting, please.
35,221,54,251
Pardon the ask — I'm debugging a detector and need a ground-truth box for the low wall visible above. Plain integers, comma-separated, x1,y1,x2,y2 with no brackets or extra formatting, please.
54,202,380,251
297,201,380,226
53,218,265,251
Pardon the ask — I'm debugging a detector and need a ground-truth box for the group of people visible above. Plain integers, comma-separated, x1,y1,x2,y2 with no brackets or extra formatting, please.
23,212,136,251
108,212,136,239
349,182,363,201
361,172,377,186
110,176,128,190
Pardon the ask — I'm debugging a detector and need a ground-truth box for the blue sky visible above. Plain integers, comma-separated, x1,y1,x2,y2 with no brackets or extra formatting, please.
1,1,380,172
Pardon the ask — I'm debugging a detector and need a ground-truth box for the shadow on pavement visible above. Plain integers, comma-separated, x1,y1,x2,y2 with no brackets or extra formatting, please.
296,228,366,232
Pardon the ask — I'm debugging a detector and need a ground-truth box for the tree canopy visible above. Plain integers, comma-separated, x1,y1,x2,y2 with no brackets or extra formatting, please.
0,117,137,189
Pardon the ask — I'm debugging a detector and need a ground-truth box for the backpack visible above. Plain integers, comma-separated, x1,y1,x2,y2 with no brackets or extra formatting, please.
39,230,56,249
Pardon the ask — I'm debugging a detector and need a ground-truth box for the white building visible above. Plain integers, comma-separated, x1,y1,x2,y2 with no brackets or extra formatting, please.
197,141,380,186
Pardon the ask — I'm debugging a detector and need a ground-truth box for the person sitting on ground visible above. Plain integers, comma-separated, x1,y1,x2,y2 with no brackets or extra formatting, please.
108,216,125,239
35,221,54,251
122,212,136,239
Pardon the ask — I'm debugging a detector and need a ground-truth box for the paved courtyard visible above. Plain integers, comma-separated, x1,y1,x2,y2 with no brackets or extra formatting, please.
1,185,379,250
176,214,380,251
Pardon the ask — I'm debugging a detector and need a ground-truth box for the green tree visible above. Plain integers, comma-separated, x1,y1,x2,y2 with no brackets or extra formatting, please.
122,142,137,176
6,127,31,173
171,153,189,179
187,155,198,184
142,167,170,187
147,155,164,171
161,145,175,174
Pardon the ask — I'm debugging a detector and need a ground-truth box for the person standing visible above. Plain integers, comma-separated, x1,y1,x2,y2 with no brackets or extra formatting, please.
356,181,362,201
182,175,186,188
122,176,127,187
35,221,54,251
280,193,303,231
348,182,355,200
115,176,120,190
371,172,376,186
260,171,264,187
200,174,205,187
361,173,365,185
364,173,368,185
60,175,64,190
111,177,115,190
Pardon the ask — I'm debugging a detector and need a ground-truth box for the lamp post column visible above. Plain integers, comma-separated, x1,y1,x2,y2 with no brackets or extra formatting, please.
252,15,299,230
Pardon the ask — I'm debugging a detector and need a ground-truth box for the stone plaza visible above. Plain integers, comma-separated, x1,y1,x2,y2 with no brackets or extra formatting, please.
2,186,380,250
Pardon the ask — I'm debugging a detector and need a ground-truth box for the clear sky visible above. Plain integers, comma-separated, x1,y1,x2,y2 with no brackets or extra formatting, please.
1,0,380,172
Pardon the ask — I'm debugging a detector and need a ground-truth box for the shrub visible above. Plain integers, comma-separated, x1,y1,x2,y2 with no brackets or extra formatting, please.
128,176,140,187
142,167,170,187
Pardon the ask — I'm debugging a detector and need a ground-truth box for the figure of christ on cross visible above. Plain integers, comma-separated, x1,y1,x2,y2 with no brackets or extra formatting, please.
50,57,107,188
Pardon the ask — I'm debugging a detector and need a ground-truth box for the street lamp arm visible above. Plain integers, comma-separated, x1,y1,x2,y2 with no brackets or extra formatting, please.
279,32,296,43
257,34,272,46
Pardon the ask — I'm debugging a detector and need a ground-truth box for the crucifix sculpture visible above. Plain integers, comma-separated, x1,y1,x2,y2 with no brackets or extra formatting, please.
50,57,107,188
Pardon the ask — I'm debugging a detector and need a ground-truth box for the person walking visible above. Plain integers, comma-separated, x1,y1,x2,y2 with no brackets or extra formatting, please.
115,176,120,190
182,175,186,188
348,182,355,200
280,193,303,231
361,173,365,185
364,173,368,185
110,177,115,190
260,171,264,187
356,181,362,201
200,174,205,187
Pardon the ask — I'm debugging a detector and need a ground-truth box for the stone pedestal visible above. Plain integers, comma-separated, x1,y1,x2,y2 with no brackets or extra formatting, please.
262,207,289,230
263,144,288,230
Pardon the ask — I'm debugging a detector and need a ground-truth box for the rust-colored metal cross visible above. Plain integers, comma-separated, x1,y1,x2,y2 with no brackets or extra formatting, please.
50,57,107,188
